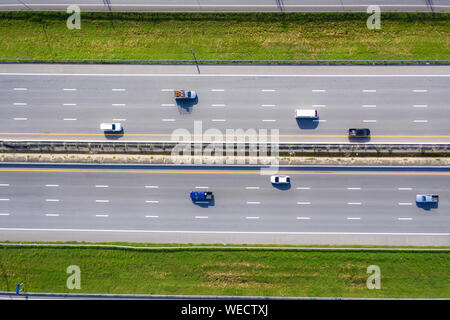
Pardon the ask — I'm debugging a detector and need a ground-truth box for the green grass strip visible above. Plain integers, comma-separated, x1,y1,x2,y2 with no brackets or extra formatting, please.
0,243,448,297
0,12,449,62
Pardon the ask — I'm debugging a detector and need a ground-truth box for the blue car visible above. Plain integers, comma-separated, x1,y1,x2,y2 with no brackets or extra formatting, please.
190,191,214,201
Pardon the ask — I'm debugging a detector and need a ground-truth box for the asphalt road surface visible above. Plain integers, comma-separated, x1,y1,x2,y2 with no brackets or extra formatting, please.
1,64,449,144
0,0,448,13
0,163,448,245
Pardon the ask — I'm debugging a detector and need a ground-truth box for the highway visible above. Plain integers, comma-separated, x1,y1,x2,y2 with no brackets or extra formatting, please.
0,0,449,13
0,163,448,245
1,64,449,144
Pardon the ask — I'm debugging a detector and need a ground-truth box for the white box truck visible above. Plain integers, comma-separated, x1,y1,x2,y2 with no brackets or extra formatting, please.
295,109,318,119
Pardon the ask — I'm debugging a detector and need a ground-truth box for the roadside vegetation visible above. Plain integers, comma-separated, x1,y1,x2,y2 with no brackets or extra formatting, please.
0,12,448,62
0,244,448,297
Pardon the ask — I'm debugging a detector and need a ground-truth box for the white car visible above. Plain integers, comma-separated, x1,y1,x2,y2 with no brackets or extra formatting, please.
100,123,122,132
271,175,291,185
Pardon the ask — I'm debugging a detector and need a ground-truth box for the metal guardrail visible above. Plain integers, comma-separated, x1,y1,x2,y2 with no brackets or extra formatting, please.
1,58,449,65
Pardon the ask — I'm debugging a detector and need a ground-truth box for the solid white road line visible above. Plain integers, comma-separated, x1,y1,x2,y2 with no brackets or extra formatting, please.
63,88,77,91
297,202,311,205
262,119,276,122
347,217,361,220
4,73,450,78
398,203,413,206
245,216,260,219
95,185,109,188
161,104,175,107
247,202,260,205
398,217,413,220
45,214,60,217
195,186,209,189
413,105,428,108
112,88,126,91
398,188,413,190
347,187,361,190
348,202,362,205
0,199,10,201
45,199,59,202
211,104,226,107
145,186,159,188
45,184,59,187
363,89,376,92
0,213,10,216
161,89,174,91
63,103,77,106
13,88,27,91
112,104,126,106
296,217,311,220
13,102,27,106
414,120,428,123
95,215,109,217
95,200,109,203
162,119,176,122
362,105,376,108
211,89,225,92
63,118,77,121
212,119,226,122
0,184,10,187
312,89,326,92
145,200,159,203
261,89,276,92
13,118,27,120
195,216,209,219
296,187,311,190
145,215,159,218
261,104,276,107
413,89,427,92
245,187,260,190
363,120,377,123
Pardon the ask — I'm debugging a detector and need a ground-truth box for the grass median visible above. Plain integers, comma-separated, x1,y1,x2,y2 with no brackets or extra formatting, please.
0,244,448,297
0,12,449,62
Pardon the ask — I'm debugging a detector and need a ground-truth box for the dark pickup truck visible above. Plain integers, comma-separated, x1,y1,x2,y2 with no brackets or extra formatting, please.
348,128,371,138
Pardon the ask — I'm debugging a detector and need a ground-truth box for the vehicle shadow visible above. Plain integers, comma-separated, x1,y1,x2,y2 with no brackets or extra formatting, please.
416,202,439,211
348,136,371,143
271,183,291,191
296,118,319,129
104,129,124,140
192,197,215,208
176,97,199,114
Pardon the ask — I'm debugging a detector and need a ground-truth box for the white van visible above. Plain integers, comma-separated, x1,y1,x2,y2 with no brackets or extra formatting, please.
100,123,122,132
295,109,318,119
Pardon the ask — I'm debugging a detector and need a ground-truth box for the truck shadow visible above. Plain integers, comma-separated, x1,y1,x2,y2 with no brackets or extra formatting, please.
104,129,124,140
176,97,199,114
272,183,291,191
296,118,319,129
192,197,215,208
416,202,439,211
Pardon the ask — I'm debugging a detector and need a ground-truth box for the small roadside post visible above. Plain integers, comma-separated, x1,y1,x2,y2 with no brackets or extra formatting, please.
16,282,23,295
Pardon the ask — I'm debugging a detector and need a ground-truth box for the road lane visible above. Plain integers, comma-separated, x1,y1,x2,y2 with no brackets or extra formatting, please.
0,164,448,239
0,0,448,13
1,65,449,144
